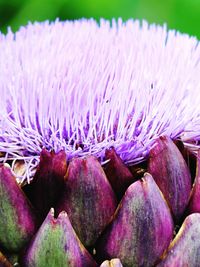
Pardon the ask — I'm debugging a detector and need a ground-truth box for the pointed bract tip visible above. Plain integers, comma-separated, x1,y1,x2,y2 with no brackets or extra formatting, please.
56,155,117,247
188,149,200,213
148,136,191,220
24,209,97,267
105,147,135,198
0,165,37,252
96,171,173,267
158,213,200,266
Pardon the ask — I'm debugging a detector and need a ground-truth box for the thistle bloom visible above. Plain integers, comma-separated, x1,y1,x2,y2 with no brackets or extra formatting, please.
0,19,200,183
0,19,200,266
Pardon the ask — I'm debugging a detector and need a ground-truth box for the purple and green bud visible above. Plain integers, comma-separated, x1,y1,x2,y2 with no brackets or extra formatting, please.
158,213,200,266
104,147,135,199
148,136,191,220
25,149,67,220
188,150,200,213
0,165,37,252
24,209,97,267
96,173,173,267
56,156,117,247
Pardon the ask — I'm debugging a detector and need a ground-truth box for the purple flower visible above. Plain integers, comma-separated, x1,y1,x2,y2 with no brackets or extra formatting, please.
0,19,200,183
1,19,200,267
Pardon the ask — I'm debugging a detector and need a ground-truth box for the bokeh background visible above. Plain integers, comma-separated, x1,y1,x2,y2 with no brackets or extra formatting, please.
0,0,200,39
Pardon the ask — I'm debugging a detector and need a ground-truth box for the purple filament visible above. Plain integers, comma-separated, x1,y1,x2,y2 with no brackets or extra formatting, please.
0,19,200,182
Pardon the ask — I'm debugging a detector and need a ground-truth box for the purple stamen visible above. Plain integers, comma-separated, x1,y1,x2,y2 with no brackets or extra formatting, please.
0,19,200,183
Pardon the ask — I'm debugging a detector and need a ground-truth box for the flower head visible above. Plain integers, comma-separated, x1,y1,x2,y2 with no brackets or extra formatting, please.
0,19,200,183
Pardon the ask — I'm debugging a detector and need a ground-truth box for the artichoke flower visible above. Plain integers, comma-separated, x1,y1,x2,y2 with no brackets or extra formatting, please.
0,19,200,266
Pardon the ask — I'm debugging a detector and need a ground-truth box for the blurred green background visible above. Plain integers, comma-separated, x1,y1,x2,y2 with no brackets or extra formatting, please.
0,0,200,39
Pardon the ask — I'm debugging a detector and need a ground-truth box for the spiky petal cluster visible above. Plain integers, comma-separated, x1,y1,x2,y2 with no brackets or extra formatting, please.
0,19,200,182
